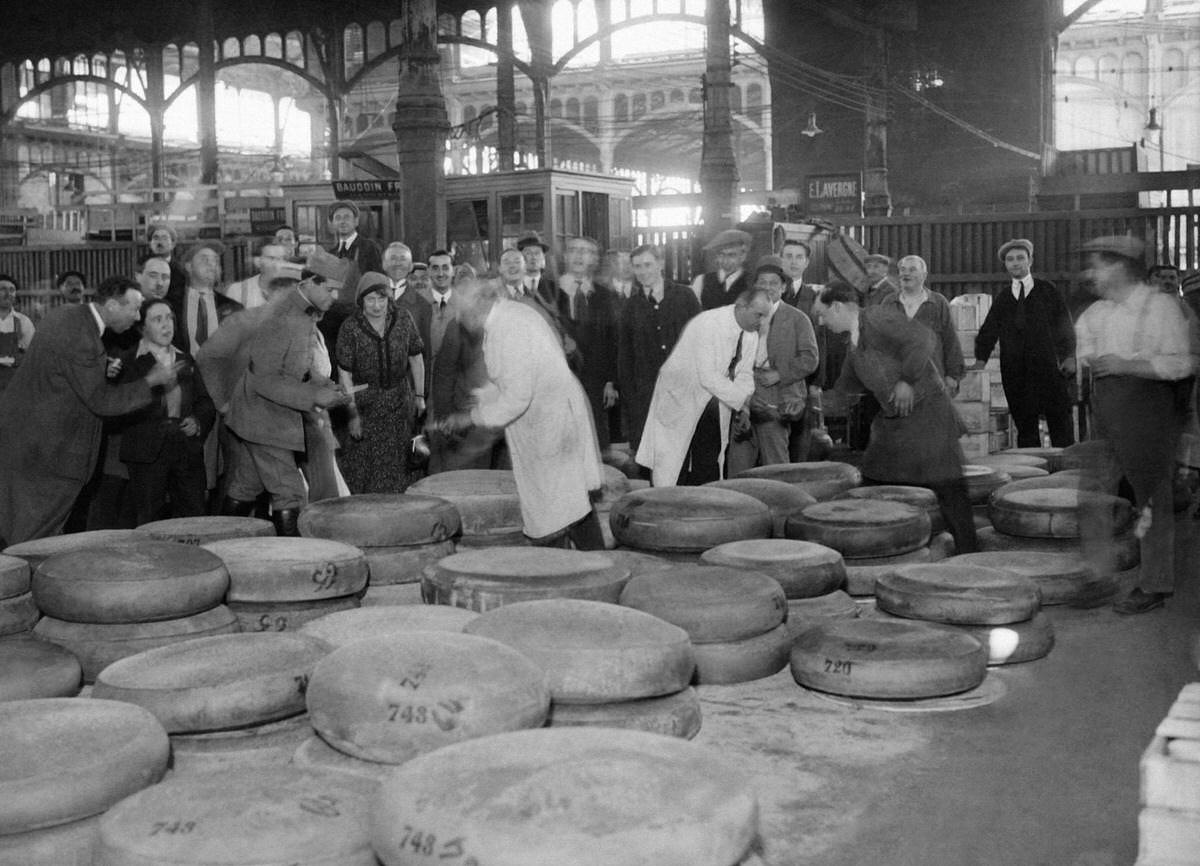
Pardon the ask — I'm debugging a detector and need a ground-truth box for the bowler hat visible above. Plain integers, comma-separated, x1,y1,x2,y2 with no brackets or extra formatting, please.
703,228,752,252
1079,235,1145,263
997,239,1033,263
516,233,550,253
410,262,428,272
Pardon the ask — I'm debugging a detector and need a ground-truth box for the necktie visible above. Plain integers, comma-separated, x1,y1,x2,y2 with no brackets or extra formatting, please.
1015,281,1026,331
438,298,446,317
727,331,744,380
195,292,210,345
573,281,586,320
337,242,348,257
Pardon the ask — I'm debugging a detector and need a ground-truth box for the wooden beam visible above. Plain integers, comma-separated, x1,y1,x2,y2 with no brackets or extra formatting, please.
1057,0,1105,34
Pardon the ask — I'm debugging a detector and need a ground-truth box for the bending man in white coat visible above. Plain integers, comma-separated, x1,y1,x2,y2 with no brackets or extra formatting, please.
433,277,606,549
637,288,770,486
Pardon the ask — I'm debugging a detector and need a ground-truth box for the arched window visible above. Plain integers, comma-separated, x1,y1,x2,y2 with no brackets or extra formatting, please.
730,84,743,114
1074,55,1096,79
1097,53,1119,87
1164,48,1186,93
632,92,646,118
746,82,763,124
1120,52,1143,96
670,89,685,103
689,87,702,103
550,98,563,118
243,36,262,57
650,90,664,111
565,97,581,124
583,96,599,134
613,93,628,123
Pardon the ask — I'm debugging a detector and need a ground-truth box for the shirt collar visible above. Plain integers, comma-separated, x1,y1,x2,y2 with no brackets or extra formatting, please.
340,232,358,248
432,289,452,304
87,302,105,335
1013,274,1033,291
137,339,176,361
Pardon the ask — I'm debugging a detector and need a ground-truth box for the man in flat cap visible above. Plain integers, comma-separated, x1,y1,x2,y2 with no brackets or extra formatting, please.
974,238,1076,448
863,253,898,307
327,200,382,281
694,228,752,311
1074,235,1191,614
147,222,187,301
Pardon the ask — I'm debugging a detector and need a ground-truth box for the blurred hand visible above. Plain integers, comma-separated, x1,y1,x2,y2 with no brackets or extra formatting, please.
943,376,959,398
313,385,349,409
179,416,200,437
891,381,915,417
603,382,619,409
755,368,781,387
106,357,123,379
144,361,179,390
1060,357,1077,376
1089,355,1127,377
0,356,14,368
348,416,364,441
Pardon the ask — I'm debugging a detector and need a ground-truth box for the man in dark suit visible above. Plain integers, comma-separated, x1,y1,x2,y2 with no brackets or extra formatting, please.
618,244,701,453
147,222,187,301
694,228,752,311
0,276,177,545
561,236,619,449
174,240,242,356
974,238,1076,447
518,233,565,316
382,241,432,388
328,200,383,279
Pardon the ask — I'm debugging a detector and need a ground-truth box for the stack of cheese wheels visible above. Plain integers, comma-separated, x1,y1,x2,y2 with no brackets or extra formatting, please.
0,637,82,700
92,632,330,773
306,633,550,765
300,605,478,647
465,599,699,738
609,486,772,561
422,547,631,612
596,464,633,549
3,529,144,573
845,484,944,534
298,493,460,588
1001,446,1065,472
30,540,236,682
704,477,818,536
784,590,861,639
0,698,169,866
371,727,759,866
96,767,378,866
620,564,791,685
408,470,525,547
735,460,863,500
700,539,845,599
963,465,1012,507
0,554,37,637
137,515,273,545
873,562,1051,665
786,499,931,597
791,617,989,699
201,537,368,633
946,550,1117,608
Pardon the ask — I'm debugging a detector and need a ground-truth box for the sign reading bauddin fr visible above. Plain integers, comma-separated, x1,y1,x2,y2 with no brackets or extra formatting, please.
331,180,404,200
804,174,862,217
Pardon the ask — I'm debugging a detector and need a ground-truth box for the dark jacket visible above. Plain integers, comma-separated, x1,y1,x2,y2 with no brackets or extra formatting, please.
117,347,216,464
170,287,243,355
564,282,620,448
700,270,751,311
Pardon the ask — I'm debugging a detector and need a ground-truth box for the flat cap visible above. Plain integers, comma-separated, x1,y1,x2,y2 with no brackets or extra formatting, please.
328,200,359,218
754,255,788,281
864,253,891,267
410,261,428,272
1079,234,1145,262
304,248,353,287
146,222,178,243
703,228,752,251
997,239,1033,262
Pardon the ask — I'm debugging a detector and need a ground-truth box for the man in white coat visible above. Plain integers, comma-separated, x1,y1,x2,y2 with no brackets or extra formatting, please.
637,289,770,487
434,277,606,549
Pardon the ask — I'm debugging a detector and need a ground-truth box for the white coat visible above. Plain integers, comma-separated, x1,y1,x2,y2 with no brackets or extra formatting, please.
470,298,603,538
636,304,758,487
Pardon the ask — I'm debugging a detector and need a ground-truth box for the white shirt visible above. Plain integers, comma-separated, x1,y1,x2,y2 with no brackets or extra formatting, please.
391,280,407,300
642,281,664,304
0,310,34,348
1011,274,1034,300
87,302,105,336
1075,283,1191,380
431,289,452,309
336,232,359,254
185,286,220,354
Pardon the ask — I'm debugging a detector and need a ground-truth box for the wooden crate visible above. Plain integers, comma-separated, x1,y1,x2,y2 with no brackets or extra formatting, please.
955,370,990,404
955,402,990,434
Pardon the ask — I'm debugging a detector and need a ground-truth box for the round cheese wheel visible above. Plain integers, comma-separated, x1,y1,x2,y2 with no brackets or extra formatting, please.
0,636,82,700
701,539,846,599
989,487,1134,538
0,814,99,866
692,623,793,684
361,540,455,586
464,599,695,703
790,618,988,699
226,595,361,633
609,486,772,553
991,471,1089,499
421,547,631,612
201,537,367,603
547,688,702,739
988,464,1048,481
1001,447,1065,473
33,607,240,683
95,767,377,866
875,563,1042,625
168,713,314,774
291,735,395,786
599,549,675,580
136,516,273,545
970,453,1049,471
618,565,787,643
361,583,424,606
407,471,523,536
962,465,1012,505
0,554,31,600
91,632,330,733
872,608,1055,666
944,551,1109,606
786,499,930,559
454,528,530,548
734,460,863,501
297,493,461,547
845,484,944,533
975,526,1139,575
371,727,757,866
843,547,932,597
787,591,861,638
300,605,478,647
3,530,144,572
33,540,229,625
306,633,549,764
703,478,817,535
597,463,633,507
0,591,39,635
0,698,169,834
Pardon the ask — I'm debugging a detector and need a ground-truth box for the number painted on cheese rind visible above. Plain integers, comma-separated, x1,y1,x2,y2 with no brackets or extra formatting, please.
311,562,340,592
298,794,341,818
823,658,854,675
255,613,289,631
397,826,475,861
386,699,464,730
148,821,196,836
844,642,877,652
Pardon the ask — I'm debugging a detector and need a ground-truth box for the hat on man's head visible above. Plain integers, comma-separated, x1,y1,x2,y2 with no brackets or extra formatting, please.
997,239,1034,263
328,200,359,219
703,228,752,252
410,261,428,273
355,271,391,303
304,248,353,287
754,255,788,282
864,253,891,267
1078,235,1145,263
516,233,550,253
275,261,305,282
181,239,226,265
146,222,178,243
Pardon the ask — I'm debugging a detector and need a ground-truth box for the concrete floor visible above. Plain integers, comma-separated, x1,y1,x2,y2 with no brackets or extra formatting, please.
692,516,1200,866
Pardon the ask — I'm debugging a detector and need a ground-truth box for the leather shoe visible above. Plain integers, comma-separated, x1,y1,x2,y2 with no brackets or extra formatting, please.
1113,588,1168,615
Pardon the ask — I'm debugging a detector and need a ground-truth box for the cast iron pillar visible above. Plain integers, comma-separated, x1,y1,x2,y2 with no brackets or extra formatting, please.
520,0,553,168
700,0,739,240
145,48,166,194
496,2,517,171
194,0,219,186
862,27,892,216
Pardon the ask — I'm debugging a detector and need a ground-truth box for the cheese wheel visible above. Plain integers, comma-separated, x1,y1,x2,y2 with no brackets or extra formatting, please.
944,551,1110,606
701,538,846,599
306,633,549,764
962,465,1012,505
989,487,1134,538
875,563,1042,625
33,607,240,683
790,618,988,699
3,529,144,571
464,599,695,703
136,516,273,545
845,484,944,533
975,526,1139,575
201,537,367,603
786,591,861,638
0,698,169,834
95,767,377,866
408,470,523,536
361,583,424,606
0,554,31,599
362,540,455,586
0,814,99,866
33,540,229,625
991,471,1090,498
843,548,932,596
0,636,82,700
92,632,330,733
691,623,793,684
786,499,931,558
703,477,817,535
291,735,395,786
300,605,478,647
454,528,530,548
168,713,314,774
297,493,461,547
600,549,675,580
227,595,361,633
547,688,702,739
987,463,1048,481
597,463,633,506
422,547,631,612
970,453,1049,471
0,591,39,635
618,565,787,643
371,727,757,866
609,486,772,552
872,608,1055,665
1001,446,1065,473
734,460,863,501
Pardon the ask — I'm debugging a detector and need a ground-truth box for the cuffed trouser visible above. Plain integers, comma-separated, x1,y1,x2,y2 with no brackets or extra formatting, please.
726,418,790,476
224,431,306,511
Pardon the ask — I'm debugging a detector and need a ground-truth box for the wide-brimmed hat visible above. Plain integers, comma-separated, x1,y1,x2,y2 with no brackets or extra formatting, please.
997,238,1034,262
703,228,752,252
516,233,550,253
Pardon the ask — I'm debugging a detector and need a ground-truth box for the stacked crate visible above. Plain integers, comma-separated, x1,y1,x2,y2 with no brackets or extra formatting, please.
1138,682,1200,865
950,293,1012,456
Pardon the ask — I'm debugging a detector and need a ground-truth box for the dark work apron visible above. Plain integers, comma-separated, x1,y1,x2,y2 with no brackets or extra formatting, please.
1090,375,1179,494
0,328,19,392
